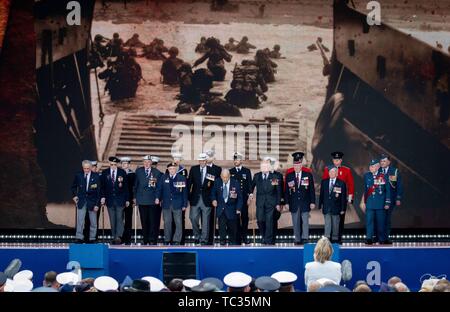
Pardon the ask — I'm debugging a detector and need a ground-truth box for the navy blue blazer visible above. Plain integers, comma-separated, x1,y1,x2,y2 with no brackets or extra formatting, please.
211,178,243,220
71,172,101,210
188,165,218,206
134,167,162,205
251,172,282,221
100,168,129,207
229,166,252,201
156,173,188,210
284,170,316,213
319,178,347,215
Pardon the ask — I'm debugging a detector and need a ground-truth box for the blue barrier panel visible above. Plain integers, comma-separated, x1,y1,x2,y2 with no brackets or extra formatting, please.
69,243,109,278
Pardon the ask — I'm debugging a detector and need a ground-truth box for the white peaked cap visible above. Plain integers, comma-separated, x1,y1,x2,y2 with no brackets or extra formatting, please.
94,276,119,292
182,279,201,289
223,272,252,288
271,271,298,284
56,272,80,285
13,270,33,281
141,276,165,292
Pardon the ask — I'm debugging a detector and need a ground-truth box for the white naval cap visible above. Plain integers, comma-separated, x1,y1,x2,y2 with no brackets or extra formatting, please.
182,279,201,289
12,279,33,292
205,150,215,158
141,276,165,292
91,160,98,166
120,156,131,163
143,155,152,160
233,152,244,160
271,271,298,285
13,270,33,281
56,272,80,285
198,153,208,161
172,152,183,160
4,278,14,292
316,278,337,286
223,272,252,289
94,276,119,292
150,156,160,163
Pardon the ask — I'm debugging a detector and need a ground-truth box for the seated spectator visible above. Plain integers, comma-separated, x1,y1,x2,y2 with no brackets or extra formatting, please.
304,237,342,287
32,271,60,292
168,278,184,292
307,280,322,292
388,276,402,287
354,284,372,292
432,279,450,292
393,282,410,292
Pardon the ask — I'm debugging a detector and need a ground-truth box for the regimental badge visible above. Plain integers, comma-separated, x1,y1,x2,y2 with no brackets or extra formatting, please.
271,178,279,186
242,174,247,179
118,176,123,182
90,183,97,189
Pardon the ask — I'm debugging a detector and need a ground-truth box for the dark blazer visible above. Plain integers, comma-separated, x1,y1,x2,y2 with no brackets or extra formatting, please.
208,163,222,177
100,168,129,207
319,178,347,215
284,170,316,213
71,171,101,210
134,166,162,205
211,178,243,220
229,166,252,201
188,165,218,206
157,173,188,210
251,172,282,221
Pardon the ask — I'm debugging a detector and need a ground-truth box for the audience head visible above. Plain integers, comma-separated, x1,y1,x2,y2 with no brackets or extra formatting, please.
167,278,184,292
314,237,334,263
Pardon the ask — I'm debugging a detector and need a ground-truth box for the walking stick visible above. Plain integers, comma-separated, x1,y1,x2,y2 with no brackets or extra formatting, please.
133,204,138,245
75,202,78,241
102,204,105,239
212,205,217,246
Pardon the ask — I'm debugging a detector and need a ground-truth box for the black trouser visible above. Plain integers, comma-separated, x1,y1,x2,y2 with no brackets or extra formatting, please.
207,203,217,245
155,204,162,243
172,209,185,245
257,208,274,244
218,213,238,244
272,209,281,244
122,205,133,243
337,211,345,242
237,203,249,244
139,205,159,244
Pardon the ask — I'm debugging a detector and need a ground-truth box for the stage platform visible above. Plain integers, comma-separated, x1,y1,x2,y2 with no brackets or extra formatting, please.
1,242,449,291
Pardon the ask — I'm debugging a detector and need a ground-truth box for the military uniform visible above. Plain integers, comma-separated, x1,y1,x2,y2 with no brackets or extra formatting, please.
364,160,391,244
156,163,188,245
378,154,403,240
100,157,129,244
229,152,252,244
285,152,316,244
322,151,354,242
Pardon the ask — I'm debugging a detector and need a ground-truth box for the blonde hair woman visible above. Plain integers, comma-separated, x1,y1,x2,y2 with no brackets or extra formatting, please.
304,237,342,287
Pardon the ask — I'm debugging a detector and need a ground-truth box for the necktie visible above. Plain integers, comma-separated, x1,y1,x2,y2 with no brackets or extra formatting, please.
85,174,89,191
296,173,300,187
330,179,335,194
145,168,150,177
237,167,240,173
223,183,228,202
263,173,266,180
111,170,115,186
201,167,205,185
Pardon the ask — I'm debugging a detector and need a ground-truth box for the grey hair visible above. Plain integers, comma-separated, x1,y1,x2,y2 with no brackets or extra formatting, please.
221,168,230,176
82,160,92,167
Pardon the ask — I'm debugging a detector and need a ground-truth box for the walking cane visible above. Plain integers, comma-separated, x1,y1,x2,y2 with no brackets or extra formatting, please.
133,204,138,245
212,205,217,246
102,204,105,240
75,201,78,241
